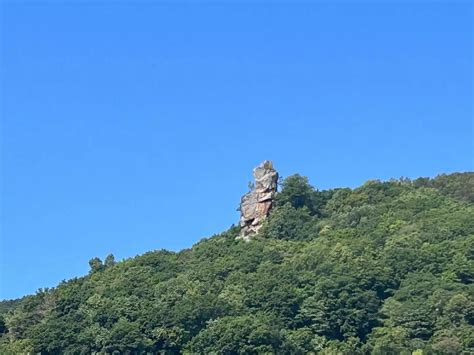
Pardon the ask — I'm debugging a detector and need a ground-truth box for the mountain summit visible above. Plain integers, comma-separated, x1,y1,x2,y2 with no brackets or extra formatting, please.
1,171,473,354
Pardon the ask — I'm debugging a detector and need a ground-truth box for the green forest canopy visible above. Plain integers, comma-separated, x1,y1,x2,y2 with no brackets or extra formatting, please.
1,172,473,354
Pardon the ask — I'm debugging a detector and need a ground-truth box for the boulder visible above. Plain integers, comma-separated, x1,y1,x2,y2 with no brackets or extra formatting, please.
238,160,278,240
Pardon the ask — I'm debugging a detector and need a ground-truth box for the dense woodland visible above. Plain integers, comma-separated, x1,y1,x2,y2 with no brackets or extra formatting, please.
1,172,473,354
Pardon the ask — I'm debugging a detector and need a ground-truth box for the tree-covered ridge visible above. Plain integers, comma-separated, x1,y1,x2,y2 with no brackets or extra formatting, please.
1,172,473,354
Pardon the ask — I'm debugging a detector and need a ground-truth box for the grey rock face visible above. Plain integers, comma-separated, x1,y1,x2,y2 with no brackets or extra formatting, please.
238,161,278,240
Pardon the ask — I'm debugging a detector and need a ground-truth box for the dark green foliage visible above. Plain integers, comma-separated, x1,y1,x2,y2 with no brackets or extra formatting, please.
0,299,22,316
1,172,473,354
88,257,104,274
276,174,333,216
0,316,7,335
186,314,282,354
414,172,474,203
260,203,313,240
104,254,116,268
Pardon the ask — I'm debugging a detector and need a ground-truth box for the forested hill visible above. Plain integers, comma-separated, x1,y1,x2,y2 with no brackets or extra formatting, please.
1,172,473,354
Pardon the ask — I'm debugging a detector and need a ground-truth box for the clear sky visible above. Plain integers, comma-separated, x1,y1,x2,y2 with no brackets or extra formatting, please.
1,2,472,300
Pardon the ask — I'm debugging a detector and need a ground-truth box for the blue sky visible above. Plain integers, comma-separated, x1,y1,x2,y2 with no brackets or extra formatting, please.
1,2,472,300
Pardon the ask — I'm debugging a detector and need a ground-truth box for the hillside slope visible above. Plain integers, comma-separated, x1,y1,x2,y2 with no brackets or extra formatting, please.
1,172,473,354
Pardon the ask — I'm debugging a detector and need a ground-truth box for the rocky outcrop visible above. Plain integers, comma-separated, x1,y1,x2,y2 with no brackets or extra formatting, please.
238,161,278,240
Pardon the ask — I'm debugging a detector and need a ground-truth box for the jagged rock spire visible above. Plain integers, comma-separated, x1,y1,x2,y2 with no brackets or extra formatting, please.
238,161,278,240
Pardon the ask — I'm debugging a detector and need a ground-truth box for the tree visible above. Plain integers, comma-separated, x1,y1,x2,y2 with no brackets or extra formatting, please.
260,203,313,240
88,257,104,273
277,175,316,210
104,254,116,268
276,174,332,216
0,315,7,335
186,314,282,354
